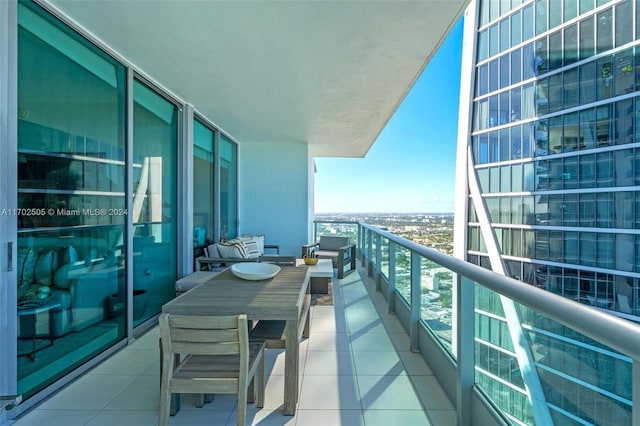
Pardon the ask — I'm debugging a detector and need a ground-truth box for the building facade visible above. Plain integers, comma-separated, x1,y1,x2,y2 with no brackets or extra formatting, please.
456,0,638,424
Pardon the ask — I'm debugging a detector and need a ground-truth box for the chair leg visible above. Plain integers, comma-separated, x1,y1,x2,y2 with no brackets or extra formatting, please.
247,376,255,404
257,354,265,408
237,388,247,426
158,369,171,426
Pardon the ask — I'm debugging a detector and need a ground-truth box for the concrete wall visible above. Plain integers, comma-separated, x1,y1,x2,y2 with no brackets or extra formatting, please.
238,141,312,257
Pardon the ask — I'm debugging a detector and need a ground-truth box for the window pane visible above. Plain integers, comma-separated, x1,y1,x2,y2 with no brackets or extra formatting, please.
580,0,594,15
548,30,562,71
220,134,238,239
490,59,499,92
478,63,488,96
500,18,510,52
549,0,561,29
563,112,579,152
579,61,596,104
133,80,178,325
490,24,499,57
511,49,522,85
500,54,510,89
547,72,563,113
564,0,577,22
523,5,534,41
596,104,614,147
615,0,633,47
193,120,215,251
536,0,548,35
17,1,127,398
579,17,594,61
511,86,521,122
500,128,510,161
614,50,634,96
523,43,535,80
596,9,613,54
499,91,510,126
479,30,489,62
563,67,578,108
564,24,578,65
511,11,522,47
615,99,634,145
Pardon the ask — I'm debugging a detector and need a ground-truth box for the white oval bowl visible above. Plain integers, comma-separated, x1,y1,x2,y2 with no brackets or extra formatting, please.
231,262,281,281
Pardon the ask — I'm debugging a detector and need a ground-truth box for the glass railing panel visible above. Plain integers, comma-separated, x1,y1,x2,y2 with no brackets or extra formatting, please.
395,246,411,302
313,221,359,247
371,234,377,269
516,303,633,425
380,237,390,279
419,257,453,353
475,285,633,426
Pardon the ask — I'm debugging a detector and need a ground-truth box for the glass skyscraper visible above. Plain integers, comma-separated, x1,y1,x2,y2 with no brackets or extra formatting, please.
457,0,637,424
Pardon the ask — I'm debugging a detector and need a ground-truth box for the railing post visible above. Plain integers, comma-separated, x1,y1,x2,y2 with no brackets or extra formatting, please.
634,359,639,426
375,233,382,292
388,242,396,314
366,229,373,277
457,276,474,426
410,251,421,352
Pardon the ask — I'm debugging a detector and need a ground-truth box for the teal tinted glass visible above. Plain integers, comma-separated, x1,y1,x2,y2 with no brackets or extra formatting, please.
17,1,126,398
193,120,215,248
220,134,238,240
132,80,177,325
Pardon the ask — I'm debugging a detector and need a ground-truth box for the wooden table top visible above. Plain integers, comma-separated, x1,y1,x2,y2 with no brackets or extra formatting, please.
162,266,309,320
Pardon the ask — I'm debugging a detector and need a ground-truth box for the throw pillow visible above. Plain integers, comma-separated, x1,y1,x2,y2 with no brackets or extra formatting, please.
241,234,265,255
238,237,260,259
34,250,58,286
216,240,249,259
17,247,37,287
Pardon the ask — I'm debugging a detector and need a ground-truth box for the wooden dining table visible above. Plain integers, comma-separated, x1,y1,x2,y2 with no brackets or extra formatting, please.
161,265,310,415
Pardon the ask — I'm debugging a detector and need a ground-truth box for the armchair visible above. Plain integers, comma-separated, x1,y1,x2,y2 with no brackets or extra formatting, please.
302,235,355,279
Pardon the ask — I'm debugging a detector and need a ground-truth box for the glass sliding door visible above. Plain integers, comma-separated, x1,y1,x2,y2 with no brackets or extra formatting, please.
193,119,215,254
132,80,177,325
219,134,237,240
17,1,126,398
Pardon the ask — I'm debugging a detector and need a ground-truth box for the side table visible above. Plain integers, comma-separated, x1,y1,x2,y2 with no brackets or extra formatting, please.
17,299,62,362
296,258,333,294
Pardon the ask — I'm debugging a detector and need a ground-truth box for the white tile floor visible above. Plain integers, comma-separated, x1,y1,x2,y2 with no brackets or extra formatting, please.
13,267,455,426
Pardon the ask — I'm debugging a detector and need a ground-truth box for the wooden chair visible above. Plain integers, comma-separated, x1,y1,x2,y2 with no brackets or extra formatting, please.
158,313,265,426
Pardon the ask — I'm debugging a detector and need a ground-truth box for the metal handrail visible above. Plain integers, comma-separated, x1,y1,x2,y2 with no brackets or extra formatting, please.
358,221,640,361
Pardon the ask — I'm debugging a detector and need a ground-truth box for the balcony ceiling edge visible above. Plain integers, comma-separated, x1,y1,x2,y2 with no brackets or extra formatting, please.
45,0,468,157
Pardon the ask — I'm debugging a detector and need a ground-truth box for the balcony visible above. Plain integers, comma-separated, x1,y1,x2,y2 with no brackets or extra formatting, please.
12,222,640,426
14,265,454,426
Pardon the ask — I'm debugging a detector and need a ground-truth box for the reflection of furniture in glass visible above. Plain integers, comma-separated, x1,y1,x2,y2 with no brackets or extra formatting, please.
302,236,356,279
158,313,265,426
18,299,61,361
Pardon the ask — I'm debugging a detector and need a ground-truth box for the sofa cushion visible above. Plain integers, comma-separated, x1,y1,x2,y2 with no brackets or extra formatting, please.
205,243,220,258
315,250,339,260
319,236,350,251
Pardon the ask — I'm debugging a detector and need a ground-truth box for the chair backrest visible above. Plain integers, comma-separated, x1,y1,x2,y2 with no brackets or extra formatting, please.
318,235,350,251
159,313,249,362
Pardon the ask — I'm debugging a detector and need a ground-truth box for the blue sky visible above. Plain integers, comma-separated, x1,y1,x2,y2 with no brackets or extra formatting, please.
315,18,464,214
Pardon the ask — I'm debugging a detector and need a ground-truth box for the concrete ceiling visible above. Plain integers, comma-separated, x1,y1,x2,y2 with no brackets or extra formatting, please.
46,0,468,157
